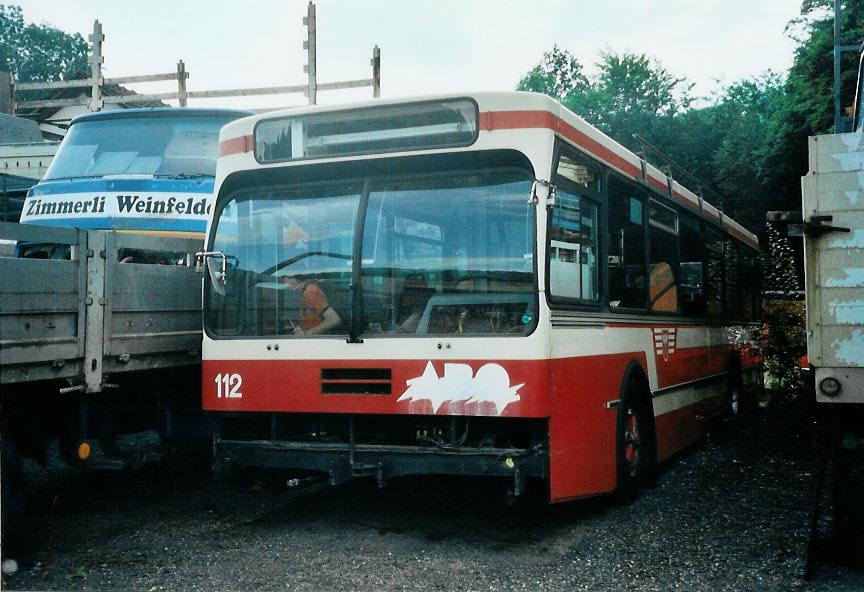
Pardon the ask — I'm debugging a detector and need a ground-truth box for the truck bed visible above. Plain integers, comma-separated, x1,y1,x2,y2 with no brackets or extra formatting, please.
0,222,202,392
802,131,864,402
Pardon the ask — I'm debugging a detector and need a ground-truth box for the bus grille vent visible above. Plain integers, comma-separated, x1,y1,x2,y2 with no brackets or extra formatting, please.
320,368,392,395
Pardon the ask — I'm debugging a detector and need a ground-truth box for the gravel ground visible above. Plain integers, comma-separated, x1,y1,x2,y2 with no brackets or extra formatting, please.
0,404,848,592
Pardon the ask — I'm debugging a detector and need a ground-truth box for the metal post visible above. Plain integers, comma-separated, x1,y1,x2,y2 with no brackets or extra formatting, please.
834,0,842,132
84,231,106,393
2,174,7,223
0,71,11,114
371,45,381,98
88,20,105,111
9,75,16,116
303,1,317,105
177,60,188,107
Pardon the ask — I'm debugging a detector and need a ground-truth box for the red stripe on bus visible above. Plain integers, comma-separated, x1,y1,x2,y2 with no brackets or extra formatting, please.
703,208,722,222
725,223,759,248
479,110,756,243
671,190,698,209
653,345,730,389
605,322,722,329
219,135,252,157
647,175,668,192
479,110,643,180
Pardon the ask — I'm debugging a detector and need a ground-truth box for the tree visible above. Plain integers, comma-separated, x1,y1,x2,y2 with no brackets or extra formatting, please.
515,0,864,235
518,49,694,158
573,51,694,151
708,74,787,231
516,45,588,102
764,222,802,295
0,4,89,82
757,0,864,214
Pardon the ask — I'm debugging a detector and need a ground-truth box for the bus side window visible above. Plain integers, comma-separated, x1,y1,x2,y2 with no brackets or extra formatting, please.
648,200,679,313
703,230,726,318
548,190,598,301
607,175,647,309
649,262,677,312
724,239,740,319
739,247,761,321
678,216,705,316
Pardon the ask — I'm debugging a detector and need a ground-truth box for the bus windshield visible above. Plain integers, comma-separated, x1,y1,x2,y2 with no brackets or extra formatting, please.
205,163,537,338
44,113,241,180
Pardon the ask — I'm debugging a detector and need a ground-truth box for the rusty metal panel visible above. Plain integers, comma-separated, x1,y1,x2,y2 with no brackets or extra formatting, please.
0,223,86,384
804,131,864,403
101,232,202,376
0,224,202,388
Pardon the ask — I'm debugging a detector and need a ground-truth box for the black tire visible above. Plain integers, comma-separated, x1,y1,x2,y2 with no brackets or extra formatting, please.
615,378,655,504
211,455,234,482
1,439,26,554
832,439,864,548
726,356,744,417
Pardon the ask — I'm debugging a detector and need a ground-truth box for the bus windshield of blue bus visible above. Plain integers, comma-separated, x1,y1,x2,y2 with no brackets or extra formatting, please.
44,114,240,180
205,166,537,338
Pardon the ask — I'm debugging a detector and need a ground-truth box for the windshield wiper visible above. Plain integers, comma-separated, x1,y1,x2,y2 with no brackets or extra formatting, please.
152,173,214,180
42,175,104,181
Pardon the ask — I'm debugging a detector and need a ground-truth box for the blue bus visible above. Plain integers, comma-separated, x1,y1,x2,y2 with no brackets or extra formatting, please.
19,108,252,248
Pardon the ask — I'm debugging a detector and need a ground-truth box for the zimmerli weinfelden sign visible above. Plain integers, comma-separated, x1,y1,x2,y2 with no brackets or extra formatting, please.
20,191,213,233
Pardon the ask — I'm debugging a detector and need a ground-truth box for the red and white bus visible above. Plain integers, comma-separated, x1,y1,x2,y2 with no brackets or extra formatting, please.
200,93,761,502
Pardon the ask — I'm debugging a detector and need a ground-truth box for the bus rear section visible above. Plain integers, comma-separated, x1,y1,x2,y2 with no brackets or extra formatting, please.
202,94,761,502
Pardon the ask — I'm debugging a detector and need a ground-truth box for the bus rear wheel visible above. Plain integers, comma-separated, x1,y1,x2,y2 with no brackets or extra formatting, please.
726,356,745,416
615,382,655,504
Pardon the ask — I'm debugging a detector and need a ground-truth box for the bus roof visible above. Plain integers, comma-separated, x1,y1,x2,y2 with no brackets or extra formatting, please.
218,92,759,250
68,107,255,127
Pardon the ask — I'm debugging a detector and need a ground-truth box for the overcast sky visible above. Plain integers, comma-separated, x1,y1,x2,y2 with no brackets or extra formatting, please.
12,0,805,110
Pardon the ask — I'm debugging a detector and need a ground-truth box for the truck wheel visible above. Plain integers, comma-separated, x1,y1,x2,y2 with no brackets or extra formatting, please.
832,441,864,547
1,439,25,552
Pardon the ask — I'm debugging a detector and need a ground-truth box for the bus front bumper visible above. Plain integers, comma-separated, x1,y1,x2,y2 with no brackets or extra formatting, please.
215,439,548,494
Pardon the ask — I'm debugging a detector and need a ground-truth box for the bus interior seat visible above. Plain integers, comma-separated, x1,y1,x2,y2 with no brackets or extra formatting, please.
649,262,678,313
397,275,436,333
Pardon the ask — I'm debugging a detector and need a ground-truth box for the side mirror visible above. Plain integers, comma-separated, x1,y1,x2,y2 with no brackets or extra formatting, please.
530,179,557,207
196,251,228,296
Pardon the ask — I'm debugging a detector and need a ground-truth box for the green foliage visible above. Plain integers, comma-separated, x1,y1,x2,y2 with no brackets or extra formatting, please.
518,49,693,156
762,300,807,396
569,51,693,147
516,45,588,102
764,222,802,294
516,0,864,236
0,4,89,82
756,0,864,217
709,74,788,231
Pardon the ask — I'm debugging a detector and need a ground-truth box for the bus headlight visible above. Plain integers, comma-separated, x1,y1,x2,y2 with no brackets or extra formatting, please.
819,377,841,397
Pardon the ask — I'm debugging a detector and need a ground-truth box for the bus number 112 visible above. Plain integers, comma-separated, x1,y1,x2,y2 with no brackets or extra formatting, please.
215,373,243,398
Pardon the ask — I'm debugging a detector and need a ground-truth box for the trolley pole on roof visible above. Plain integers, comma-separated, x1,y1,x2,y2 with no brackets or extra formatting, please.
304,1,317,105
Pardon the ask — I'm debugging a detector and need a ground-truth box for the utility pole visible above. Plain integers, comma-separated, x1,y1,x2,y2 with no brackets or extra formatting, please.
12,5,378,115
88,20,105,111
176,60,188,107
834,0,859,132
303,1,317,105
371,45,381,98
